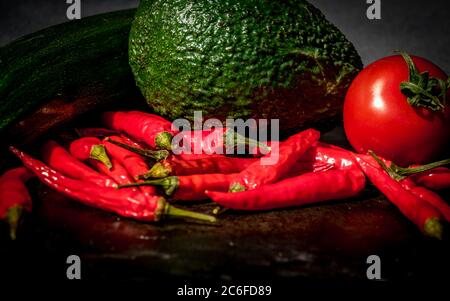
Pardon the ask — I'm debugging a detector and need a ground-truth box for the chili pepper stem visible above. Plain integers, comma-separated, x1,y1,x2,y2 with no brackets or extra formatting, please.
105,137,169,161
118,177,179,196
163,204,216,223
424,217,443,240
155,132,173,150
368,151,403,181
229,182,246,192
90,144,113,169
138,162,172,179
369,150,450,180
392,159,450,177
212,206,229,215
225,130,270,153
6,205,23,240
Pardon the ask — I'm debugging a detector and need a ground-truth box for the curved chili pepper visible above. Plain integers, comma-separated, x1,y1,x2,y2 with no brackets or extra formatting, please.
102,111,175,150
255,141,355,171
173,128,269,155
354,155,443,239
140,156,258,179
410,167,450,190
400,178,450,223
69,137,112,169
205,169,365,211
367,152,450,224
103,136,157,197
10,147,216,223
230,129,320,192
120,173,236,201
41,140,116,188
0,167,34,239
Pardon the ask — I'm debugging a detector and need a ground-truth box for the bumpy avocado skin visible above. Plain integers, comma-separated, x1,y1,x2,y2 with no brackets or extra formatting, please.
129,0,362,132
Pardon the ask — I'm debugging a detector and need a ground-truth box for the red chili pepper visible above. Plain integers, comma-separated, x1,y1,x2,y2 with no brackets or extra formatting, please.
76,127,118,138
140,156,258,179
366,152,450,224
282,161,335,179
41,140,116,188
175,153,226,161
354,154,443,239
173,128,269,155
143,159,333,180
205,169,365,211
69,137,113,169
301,142,356,171
70,138,137,187
411,167,450,190
255,141,355,170
10,147,216,223
120,173,236,201
0,167,34,239
118,134,149,149
104,137,169,161
400,178,450,223
102,111,175,150
230,129,320,191
103,136,158,197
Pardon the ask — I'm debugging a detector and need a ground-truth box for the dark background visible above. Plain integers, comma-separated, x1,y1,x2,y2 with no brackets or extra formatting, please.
1,0,449,72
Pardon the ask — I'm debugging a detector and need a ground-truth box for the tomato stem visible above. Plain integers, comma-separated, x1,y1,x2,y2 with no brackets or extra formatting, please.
398,52,449,112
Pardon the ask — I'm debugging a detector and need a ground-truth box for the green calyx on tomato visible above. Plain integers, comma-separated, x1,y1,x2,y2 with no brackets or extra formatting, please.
399,52,449,111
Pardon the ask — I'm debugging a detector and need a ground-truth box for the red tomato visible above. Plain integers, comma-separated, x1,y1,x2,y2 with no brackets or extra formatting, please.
343,54,450,166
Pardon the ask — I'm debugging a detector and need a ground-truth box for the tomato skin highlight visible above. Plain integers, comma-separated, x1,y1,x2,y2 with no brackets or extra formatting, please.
343,55,450,167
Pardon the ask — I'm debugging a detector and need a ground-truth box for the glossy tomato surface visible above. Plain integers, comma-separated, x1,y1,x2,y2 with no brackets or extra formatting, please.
343,55,450,166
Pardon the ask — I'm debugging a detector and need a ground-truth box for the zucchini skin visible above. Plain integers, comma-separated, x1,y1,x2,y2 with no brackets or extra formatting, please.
0,9,140,143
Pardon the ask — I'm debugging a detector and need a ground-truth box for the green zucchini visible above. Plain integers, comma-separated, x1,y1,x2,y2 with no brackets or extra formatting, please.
0,9,140,144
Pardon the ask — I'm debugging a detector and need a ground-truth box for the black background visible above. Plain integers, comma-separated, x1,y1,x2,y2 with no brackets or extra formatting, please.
1,0,450,72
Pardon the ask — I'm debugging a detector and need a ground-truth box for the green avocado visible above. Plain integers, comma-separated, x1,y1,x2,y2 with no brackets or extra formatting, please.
129,0,362,132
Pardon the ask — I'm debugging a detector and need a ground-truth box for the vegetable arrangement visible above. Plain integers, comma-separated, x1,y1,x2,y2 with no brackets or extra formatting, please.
0,53,449,242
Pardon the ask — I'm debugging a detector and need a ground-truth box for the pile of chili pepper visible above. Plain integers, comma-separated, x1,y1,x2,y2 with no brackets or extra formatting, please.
1,110,449,240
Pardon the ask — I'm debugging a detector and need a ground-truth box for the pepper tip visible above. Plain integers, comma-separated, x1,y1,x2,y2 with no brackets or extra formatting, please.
424,217,444,240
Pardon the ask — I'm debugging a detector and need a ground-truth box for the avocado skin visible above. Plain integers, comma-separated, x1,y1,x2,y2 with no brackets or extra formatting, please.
129,0,362,132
